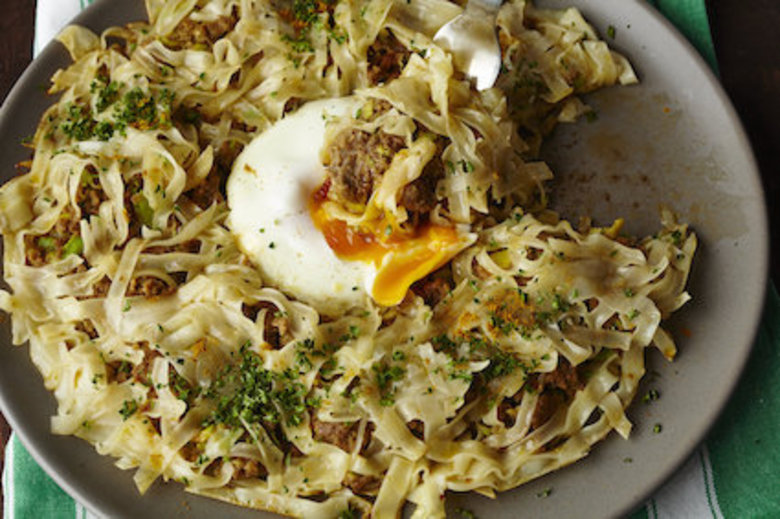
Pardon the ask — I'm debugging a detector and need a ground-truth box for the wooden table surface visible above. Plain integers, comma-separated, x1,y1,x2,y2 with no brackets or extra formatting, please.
0,0,778,515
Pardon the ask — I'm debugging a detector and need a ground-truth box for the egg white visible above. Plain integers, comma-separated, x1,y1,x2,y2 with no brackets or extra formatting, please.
226,97,371,313
227,97,476,314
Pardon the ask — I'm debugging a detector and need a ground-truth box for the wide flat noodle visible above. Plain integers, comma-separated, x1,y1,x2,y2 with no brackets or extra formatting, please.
0,1,692,518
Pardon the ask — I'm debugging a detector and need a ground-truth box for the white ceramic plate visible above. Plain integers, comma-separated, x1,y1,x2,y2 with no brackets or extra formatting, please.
0,1,768,517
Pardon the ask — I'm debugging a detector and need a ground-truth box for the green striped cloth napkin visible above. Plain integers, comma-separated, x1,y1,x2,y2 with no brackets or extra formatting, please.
7,0,779,518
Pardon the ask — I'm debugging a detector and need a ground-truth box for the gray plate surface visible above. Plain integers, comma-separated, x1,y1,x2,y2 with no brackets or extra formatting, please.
0,0,768,518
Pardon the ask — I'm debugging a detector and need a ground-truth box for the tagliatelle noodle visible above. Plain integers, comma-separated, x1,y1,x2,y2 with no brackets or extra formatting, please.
0,1,694,518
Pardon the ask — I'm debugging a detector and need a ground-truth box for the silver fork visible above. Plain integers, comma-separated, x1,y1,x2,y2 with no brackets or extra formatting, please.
433,0,503,90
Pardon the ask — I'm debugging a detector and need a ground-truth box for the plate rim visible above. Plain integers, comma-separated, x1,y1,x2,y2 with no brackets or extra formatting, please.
0,0,769,517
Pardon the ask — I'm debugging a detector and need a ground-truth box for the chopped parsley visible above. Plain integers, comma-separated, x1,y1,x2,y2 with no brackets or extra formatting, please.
455,508,478,519
279,0,344,56
60,78,173,142
449,369,473,383
170,370,200,404
458,159,475,173
61,104,102,141
294,348,314,371
536,487,553,498
338,508,359,519
482,350,522,382
92,77,122,112
550,293,570,312
669,229,684,247
114,87,174,131
119,399,138,420
280,33,315,53
642,389,660,404
293,333,354,378
204,343,313,429
289,0,325,27
372,362,405,406
93,120,115,141
346,325,360,340
432,332,529,386
489,312,518,335
116,360,133,376
328,28,347,44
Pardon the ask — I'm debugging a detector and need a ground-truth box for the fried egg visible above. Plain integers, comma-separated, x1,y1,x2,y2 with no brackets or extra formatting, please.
227,98,474,313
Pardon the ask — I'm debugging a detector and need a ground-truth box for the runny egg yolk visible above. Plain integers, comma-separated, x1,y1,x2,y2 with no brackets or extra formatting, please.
227,97,475,313
309,188,466,306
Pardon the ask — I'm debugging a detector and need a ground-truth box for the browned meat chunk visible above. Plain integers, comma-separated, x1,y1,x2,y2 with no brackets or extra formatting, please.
75,275,112,302
105,360,133,384
231,457,268,480
242,301,292,349
85,275,111,300
24,206,81,267
123,174,146,239
311,415,373,453
525,246,543,260
77,165,107,217
132,342,162,386
24,241,48,267
529,358,583,430
530,391,567,430
126,275,177,298
275,0,336,37
497,400,513,427
497,390,525,427
367,30,411,85
311,415,360,452
407,419,424,439
105,342,161,386
186,172,223,210
541,358,582,396
185,141,243,209
75,319,99,340
180,441,200,462
203,457,224,477
325,129,405,206
411,274,452,307
399,167,439,215
400,135,446,222
165,9,239,49
344,472,381,496
283,97,303,115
